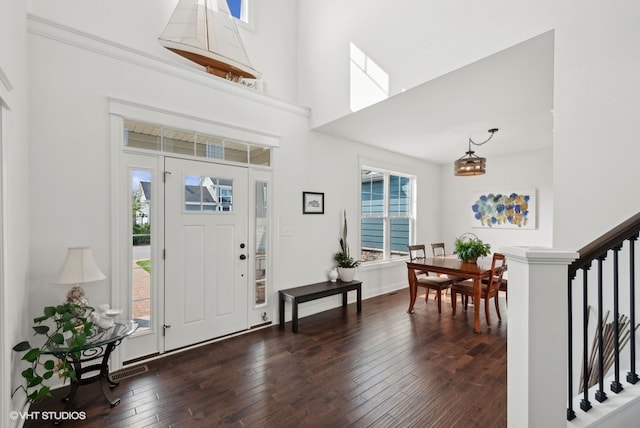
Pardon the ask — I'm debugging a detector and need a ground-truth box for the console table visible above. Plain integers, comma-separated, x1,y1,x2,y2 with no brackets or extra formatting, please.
279,280,362,333
41,320,138,418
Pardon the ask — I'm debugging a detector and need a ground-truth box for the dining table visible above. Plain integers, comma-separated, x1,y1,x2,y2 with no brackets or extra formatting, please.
406,256,493,333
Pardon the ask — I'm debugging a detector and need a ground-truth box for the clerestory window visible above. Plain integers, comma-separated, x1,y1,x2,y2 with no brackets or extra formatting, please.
226,0,250,24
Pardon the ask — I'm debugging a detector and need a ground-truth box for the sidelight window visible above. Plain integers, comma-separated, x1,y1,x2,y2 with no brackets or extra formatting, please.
131,169,152,331
255,181,268,306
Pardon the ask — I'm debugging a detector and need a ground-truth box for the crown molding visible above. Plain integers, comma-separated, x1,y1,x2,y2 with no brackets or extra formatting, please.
109,97,281,147
26,14,310,118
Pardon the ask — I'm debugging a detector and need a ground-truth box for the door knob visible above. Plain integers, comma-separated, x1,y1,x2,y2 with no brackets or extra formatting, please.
239,254,247,260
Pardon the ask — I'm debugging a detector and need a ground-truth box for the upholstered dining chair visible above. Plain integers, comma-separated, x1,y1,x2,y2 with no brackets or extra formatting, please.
450,252,506,324
407,244,455,313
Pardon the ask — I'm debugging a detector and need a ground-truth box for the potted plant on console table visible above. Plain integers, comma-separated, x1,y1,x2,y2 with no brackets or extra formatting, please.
454,235,491,263
334,210,360,282
12,303,95,406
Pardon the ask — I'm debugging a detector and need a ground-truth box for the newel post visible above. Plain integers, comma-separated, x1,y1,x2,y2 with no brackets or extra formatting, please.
501,247,578,428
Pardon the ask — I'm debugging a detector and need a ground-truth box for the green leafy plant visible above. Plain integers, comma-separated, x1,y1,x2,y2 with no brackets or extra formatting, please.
12,303,94,406
454,237,491,263
334,210,361,268
133,223,151,245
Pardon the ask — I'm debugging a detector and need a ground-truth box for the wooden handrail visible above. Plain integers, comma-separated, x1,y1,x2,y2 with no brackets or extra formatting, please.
569,212,640,275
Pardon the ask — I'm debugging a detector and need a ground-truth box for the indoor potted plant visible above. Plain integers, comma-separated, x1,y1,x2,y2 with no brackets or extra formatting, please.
334,210,360,281
11,303,95,406
454,235,491,263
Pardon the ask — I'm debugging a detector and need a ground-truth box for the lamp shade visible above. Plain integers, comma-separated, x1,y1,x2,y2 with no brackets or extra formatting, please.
54,247,106,285
453,129,497,176
454,153,486,176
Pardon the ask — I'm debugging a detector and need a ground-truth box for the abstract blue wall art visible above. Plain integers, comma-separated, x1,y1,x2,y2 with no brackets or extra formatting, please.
470,190,536,229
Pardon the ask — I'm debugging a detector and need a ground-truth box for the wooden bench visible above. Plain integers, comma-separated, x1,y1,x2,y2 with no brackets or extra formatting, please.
279,280,362,333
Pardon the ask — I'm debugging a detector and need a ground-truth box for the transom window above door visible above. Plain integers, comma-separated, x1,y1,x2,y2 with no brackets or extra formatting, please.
123,119,270,167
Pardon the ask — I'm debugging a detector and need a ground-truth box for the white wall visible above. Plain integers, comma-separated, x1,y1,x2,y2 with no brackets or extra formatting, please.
25,22,296,313
275,128,442,318
439,147,554,254
15,1,640,423
552,1,640,248
297,0,640,254
1,0,31,423
28,0,299,103
297,0,556,128
24,6,436,336
27,0,640,253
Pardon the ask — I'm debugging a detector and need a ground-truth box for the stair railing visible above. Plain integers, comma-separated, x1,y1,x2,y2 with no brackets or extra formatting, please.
567,212,640,420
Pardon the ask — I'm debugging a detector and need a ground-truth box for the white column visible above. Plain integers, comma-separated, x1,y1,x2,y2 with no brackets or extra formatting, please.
502,246,578,428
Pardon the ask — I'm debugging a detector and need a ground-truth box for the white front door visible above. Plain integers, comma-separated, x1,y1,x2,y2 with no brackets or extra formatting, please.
164,157,249,350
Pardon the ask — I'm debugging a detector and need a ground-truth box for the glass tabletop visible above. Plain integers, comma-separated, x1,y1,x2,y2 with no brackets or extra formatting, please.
42,320,138,354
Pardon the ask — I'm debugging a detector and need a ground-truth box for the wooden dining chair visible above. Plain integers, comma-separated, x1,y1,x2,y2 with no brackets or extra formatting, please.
431,242,447,257
407,244,429,275
482,265,508,303
430,242,465,283
407,244,454,313
450,252,506,324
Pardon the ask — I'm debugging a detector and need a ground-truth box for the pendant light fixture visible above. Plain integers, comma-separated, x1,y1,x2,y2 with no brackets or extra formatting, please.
453,128,499,176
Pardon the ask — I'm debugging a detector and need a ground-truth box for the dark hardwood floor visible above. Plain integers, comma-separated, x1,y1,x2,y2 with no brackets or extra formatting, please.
25,289,507,427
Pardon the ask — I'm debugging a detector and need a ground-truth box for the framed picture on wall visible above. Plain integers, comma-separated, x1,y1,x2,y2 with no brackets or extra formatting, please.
302,192,324,214
470,190,536,229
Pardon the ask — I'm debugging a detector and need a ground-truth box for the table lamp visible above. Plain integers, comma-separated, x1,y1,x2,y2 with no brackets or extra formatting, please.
54,247,106,307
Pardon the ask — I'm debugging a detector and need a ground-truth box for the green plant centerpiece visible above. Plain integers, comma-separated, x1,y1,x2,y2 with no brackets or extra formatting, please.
454,235,491,263
12,303,94,406
334,210,360,281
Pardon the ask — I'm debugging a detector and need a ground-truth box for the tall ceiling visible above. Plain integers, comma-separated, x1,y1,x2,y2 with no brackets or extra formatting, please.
314,31,554,166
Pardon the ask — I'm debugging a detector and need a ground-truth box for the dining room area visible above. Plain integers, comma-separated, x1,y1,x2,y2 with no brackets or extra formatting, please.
391,171,575,427
406,238,507,334
399,239,580,428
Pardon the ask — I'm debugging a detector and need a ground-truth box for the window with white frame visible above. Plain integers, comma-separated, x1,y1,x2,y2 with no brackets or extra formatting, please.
123,119,270,166
360,168,414,262
349,42,389,112
226,0,250,24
